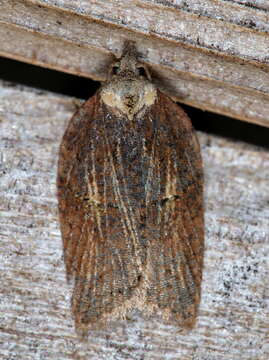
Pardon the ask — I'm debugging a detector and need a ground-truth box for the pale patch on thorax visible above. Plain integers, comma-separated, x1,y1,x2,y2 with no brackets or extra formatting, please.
101,78,157,120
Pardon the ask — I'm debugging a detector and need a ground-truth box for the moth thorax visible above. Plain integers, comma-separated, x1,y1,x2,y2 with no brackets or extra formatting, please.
100,78,157,120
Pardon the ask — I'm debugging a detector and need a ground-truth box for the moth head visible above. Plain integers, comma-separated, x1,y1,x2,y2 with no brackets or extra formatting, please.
100,41,157,120
109,41,151,80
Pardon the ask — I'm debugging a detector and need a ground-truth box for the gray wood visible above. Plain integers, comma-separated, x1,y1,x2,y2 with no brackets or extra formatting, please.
1,0,269,127
0,80,268,359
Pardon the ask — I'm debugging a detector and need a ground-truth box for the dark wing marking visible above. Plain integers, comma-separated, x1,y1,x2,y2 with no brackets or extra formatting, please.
144,91,204,327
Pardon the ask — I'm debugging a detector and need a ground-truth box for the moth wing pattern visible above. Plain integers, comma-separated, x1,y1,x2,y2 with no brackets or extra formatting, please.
58,79,203,331
144,90,204,328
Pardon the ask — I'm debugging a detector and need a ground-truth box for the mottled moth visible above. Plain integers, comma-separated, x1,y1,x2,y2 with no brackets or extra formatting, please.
57,41,204,334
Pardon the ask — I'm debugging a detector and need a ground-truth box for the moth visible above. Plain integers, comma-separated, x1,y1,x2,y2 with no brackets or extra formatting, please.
57,41,204,334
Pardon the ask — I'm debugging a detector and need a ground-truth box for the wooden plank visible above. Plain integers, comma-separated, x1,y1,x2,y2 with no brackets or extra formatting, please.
1,0,269,126
0,80,268,359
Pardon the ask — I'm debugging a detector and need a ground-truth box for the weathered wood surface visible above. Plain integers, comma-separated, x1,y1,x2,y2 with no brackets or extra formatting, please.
1,0,269,127
0,80,268,359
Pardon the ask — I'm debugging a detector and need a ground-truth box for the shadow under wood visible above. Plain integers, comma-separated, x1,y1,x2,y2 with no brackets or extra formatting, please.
0,56,268,149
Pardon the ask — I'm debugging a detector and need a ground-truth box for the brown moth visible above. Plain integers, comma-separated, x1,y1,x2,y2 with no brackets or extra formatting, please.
57,41,204,334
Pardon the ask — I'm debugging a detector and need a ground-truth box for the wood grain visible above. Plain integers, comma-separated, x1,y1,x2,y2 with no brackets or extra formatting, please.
1,0,269,126
0,80,268,359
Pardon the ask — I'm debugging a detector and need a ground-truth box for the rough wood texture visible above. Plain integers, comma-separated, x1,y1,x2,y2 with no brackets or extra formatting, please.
0,80,268,359
1,0,269,127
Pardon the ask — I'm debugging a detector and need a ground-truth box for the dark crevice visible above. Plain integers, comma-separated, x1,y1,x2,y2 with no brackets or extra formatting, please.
183,104,269,149
0,56,99,99
0,56,268,149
